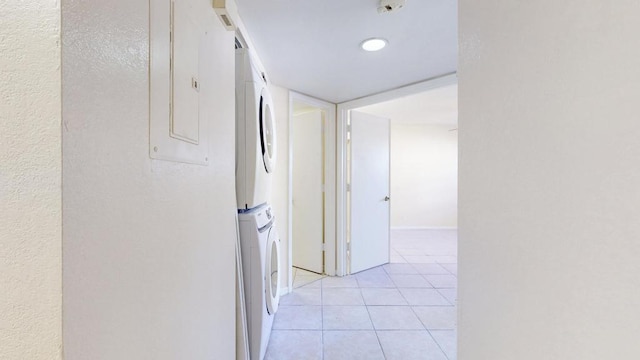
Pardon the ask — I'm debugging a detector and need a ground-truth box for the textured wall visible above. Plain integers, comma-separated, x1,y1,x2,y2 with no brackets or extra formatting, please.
459,1,640,359
62,0,236,358
0,1,62,359
390,124,457,228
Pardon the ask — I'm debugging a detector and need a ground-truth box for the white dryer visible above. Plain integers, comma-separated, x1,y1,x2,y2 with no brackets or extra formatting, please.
236,49,277,210
238,204,281,360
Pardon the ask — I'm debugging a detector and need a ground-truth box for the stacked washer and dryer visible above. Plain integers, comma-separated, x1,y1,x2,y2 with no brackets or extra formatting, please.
235,48,281,360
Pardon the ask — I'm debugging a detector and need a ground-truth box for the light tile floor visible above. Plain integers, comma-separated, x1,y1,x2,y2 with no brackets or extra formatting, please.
292,267,325,289
266,229,457,360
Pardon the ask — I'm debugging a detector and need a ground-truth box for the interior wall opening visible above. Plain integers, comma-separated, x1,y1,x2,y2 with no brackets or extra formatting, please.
336,75,458,275
287,92,337,290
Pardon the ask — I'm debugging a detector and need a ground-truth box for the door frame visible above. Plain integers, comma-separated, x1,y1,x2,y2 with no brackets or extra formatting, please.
335,73,458,276
288,91,337,291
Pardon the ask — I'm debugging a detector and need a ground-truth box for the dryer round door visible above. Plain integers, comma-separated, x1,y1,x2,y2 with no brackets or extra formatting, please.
265,227,280,315
259,87,276,174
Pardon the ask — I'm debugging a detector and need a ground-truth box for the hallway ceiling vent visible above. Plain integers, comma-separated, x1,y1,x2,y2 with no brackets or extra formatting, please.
378,0,406,14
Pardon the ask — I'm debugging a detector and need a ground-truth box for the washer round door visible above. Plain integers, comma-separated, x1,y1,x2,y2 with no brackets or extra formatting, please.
259,87,276,174
265,227,281,315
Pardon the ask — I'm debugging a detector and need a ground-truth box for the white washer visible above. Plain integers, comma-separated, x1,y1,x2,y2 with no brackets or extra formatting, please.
238,204,281,360
236,49,277,210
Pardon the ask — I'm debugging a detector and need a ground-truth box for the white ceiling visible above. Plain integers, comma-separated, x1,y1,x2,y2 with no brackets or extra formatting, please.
234,0,458,104
357,84,458,125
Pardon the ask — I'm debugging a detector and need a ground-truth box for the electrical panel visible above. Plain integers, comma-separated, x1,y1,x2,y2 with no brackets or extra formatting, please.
150,0,209,165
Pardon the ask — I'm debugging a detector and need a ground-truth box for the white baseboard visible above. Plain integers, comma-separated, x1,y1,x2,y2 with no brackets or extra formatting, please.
390,226,458,230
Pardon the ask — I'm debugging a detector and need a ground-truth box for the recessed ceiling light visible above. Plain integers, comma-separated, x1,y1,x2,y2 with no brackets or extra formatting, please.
361,38,387,52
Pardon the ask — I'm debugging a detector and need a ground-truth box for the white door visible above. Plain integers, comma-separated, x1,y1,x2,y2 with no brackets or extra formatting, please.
350,111,390,273
292,110,324,274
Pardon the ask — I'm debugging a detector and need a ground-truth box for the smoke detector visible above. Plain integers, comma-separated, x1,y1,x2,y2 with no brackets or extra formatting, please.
378,0,406,14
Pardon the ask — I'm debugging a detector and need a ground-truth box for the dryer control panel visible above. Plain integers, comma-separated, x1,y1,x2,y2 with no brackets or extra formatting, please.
255,205,273,231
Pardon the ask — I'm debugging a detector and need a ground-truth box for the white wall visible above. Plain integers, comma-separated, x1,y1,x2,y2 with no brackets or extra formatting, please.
62,0,236,358
0,2,62,359
390,124,457,228
269,84,292,291
459,1,640,359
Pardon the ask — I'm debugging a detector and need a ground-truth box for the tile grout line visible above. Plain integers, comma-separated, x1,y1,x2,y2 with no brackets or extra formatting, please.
359,277,388,359
391,231,458,358
406,243,457,359
396,259,454,359
404,266,453,360
424,327,452,360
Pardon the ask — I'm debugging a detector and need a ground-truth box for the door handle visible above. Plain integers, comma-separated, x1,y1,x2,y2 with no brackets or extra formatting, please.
384,196,390,201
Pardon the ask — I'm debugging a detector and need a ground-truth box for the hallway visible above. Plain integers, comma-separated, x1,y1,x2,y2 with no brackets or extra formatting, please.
265,229,457,360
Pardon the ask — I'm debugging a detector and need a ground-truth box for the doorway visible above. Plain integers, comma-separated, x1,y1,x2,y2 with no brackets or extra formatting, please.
287,92,337,290
336,74,458,276
292,103,324,274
